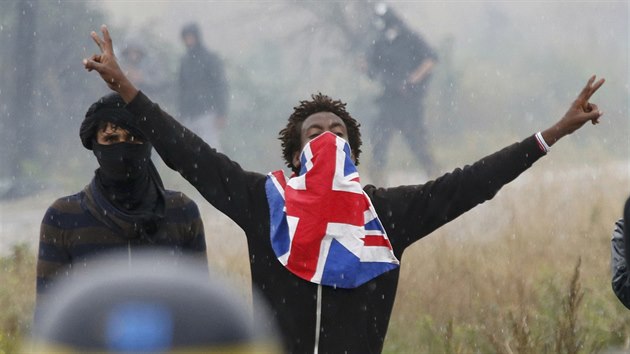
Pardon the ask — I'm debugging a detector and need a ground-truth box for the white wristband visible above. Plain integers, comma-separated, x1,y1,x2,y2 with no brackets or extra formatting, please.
535,132,550,153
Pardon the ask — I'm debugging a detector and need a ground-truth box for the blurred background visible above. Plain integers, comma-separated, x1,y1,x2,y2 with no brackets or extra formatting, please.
0,1,628,353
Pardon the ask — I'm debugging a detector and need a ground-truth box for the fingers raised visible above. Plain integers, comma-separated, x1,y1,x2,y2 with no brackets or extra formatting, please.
89,25,115,56
579,75,605,103
90,31,104,53
101,25,114,54
589,77,605,98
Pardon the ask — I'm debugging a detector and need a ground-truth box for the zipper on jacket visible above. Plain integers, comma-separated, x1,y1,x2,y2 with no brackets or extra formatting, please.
314,284,322,354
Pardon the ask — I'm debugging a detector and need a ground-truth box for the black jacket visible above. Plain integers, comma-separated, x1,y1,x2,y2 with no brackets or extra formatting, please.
612,218,630,309
126,91,545,354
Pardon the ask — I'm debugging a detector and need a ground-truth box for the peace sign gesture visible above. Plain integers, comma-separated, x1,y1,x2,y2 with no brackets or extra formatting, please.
83,25,138,102
541,75,605,147
575,74,605,115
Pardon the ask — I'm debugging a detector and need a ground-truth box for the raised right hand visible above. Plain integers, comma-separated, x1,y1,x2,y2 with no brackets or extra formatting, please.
83,25,138,102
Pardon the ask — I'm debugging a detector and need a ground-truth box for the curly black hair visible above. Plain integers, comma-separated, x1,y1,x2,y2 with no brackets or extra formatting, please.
279,93,362,174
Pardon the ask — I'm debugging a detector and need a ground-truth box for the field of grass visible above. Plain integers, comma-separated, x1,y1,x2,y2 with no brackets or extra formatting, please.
383,161,630,353
1,161,629,353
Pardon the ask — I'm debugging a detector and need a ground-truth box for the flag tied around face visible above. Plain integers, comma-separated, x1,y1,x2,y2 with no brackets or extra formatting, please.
265,132,399,288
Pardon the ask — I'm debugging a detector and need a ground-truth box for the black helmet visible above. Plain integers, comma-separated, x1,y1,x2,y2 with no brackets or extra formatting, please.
29,251,280,353
373,2,403,31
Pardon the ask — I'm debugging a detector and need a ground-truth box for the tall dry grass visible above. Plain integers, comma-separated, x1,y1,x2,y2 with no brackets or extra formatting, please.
2,161,629,353
0,244,35,354
384,161,630,353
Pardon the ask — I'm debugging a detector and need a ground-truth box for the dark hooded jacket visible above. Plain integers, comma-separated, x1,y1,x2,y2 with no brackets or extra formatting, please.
178,24,228,119
122,91,547,353
611,197,630,309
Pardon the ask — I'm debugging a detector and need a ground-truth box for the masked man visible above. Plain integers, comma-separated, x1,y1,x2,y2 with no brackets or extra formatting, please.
36,93,207,312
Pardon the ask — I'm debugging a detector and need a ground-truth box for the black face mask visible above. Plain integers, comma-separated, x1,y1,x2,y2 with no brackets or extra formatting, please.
92,142,152,181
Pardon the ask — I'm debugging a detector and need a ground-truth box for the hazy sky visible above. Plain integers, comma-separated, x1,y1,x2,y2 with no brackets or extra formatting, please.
97,1,628,54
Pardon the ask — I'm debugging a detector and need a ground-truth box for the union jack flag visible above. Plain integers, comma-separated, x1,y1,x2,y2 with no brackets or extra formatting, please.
265,132,399,288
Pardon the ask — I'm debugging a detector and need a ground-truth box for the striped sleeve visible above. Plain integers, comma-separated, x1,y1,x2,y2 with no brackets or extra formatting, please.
164,191,208,267
37,204,73,297
36,193,91,295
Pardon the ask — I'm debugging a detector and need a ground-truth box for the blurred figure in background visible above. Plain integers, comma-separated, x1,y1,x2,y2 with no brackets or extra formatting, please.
29,251,279,353
35,93,207,313
119,37,169,103
611,197,630,309
178,22,229,152
364,3,438,185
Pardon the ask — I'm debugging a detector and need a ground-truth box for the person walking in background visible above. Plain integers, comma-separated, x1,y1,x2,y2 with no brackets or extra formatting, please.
84,25,604,353
611,197,630,309
364,3,438,185
35,93,207,313
178,22,229,152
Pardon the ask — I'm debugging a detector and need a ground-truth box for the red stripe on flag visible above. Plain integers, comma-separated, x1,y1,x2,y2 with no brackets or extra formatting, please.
362,235,393,248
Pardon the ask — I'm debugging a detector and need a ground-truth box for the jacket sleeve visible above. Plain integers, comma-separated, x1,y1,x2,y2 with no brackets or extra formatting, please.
125,91,263,230
35,203,72,312
611,219,630,309
183,199,209,271
369,135,545,253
